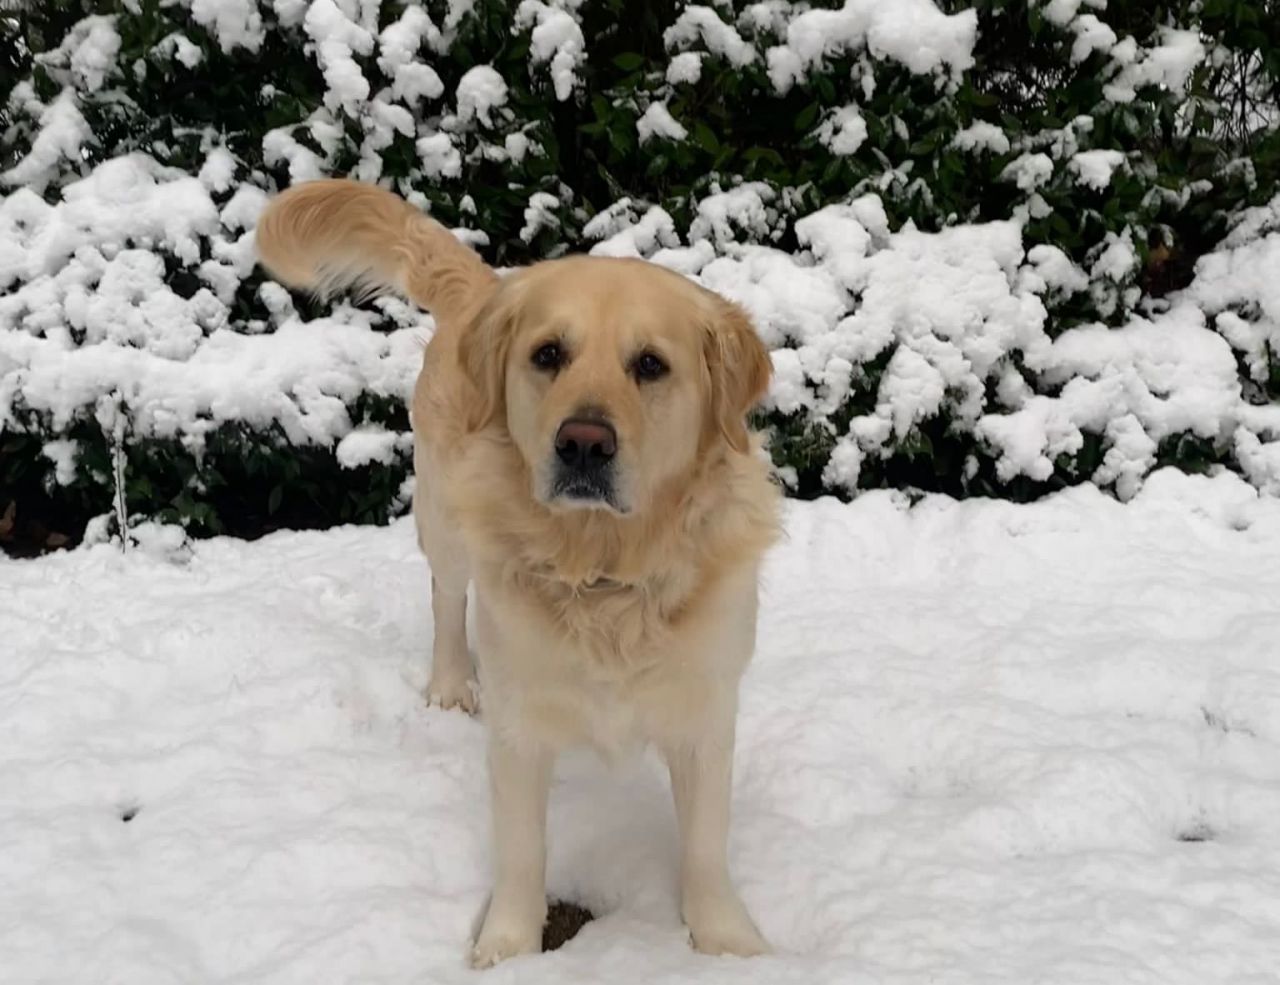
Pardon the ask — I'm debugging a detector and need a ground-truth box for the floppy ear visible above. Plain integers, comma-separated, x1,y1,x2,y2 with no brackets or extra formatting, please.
456,277,523,432
702,300,772,454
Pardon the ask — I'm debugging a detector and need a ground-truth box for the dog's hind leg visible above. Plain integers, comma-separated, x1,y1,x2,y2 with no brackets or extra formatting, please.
415,474,476,713
427,571,474,713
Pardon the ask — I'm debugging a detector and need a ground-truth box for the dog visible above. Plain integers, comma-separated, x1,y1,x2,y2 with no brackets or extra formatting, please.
255,180,780,967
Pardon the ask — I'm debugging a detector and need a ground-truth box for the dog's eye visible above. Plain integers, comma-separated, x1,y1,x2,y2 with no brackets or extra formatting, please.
632,351,668,383
531,342,564,372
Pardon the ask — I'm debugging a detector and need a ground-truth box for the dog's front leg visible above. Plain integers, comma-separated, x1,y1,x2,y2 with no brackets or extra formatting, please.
470,732,553,968
664,712,769,957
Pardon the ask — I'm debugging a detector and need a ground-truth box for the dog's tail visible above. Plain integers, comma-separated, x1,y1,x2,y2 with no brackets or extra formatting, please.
254,179,497,325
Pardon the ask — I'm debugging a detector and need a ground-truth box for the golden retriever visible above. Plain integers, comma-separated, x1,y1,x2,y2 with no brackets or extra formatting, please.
255,180,780,966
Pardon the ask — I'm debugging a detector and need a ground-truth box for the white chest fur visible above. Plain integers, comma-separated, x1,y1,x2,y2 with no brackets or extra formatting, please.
472,562,760,755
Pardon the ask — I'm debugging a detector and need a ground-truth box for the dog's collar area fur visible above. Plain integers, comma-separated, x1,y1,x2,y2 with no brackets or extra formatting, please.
578,576,626,593
537,568,630,594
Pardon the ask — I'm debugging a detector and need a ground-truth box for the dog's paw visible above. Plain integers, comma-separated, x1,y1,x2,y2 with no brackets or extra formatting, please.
468,931,540,969
689,920,770,958
469,908,543,968
426,675,478,714
685,892,770,958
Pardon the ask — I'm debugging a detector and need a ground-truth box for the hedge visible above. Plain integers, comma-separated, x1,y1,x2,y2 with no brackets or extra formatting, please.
2,0,1279,551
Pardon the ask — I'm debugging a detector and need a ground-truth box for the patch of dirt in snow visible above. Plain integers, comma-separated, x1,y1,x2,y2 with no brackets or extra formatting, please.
3,469,1280,983
543,899,594,951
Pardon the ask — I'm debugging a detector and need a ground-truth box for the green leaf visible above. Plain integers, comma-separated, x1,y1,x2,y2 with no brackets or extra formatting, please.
645,153,669,177
692,121,720,155
612,52,645,71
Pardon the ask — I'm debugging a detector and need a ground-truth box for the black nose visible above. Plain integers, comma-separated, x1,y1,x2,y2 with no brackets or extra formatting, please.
555,418,617,469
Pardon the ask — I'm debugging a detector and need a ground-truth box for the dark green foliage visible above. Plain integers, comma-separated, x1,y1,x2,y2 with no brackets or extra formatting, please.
2,0,1278,550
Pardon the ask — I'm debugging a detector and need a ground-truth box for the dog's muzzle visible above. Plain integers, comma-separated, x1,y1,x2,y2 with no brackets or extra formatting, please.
551,416,620,509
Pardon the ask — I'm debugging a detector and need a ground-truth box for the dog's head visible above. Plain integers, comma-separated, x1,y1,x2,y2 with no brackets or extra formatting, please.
458,257,770,516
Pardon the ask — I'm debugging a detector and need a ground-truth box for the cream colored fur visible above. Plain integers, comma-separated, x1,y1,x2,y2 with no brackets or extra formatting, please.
256,179,781,967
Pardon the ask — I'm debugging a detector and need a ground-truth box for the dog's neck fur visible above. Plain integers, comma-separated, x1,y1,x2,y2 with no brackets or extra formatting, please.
448,430,780,665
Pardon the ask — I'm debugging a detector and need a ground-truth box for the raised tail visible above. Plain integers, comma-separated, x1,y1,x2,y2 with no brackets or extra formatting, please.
254,179,497,326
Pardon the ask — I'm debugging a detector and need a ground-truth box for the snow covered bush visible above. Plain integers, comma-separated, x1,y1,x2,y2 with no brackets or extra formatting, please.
2,0,1279,546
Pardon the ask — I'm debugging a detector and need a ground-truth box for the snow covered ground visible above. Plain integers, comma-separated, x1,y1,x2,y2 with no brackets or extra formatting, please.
4,468,1280,984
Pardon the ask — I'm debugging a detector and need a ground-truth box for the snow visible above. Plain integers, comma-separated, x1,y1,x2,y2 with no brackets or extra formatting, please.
455,66,509,127
1090,227,1138,283
636,102,688,144
951,121,1010,155
490,131,524,163
5,472,1280,982
304,0,376,117
689,183,779,247
1069,14,1117,64
0,154,423,446
1020,244,1090,298
981,305,1242,494
272,0,309,29
335,424,403,468
1103,28,1205,104
262,127,327,183
123,521,191,561
1236,428,1280,495
515,1,586,102
1039,0,1108,31
581,197,645,240
1183,208,1280,489
1188,209,1280,323
440,0,480,39
35,14,122,92
821,432,864,489
1,0,1278,507
1069,149,1125,190
1000,152,1055,192
1040,0,1085,25
3,315,424,445
4,5,1280,970
416,132,463,179
378,6,445,105
815,105,868,157
1220,192,1280,248
519,191,562,244
41,437,80,485
197,146,238,193
5,139,1278,503
666,52,703,86
562,194,1276,503
694,211,1045,453
0,0,1268,682
664,5,758,69
188,0,266,54
0,90,93,194
879,345,947,437
765,0,978,94
587,204,681,259
701,248,847,351
2,154,219,286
